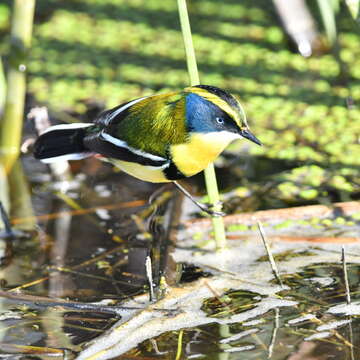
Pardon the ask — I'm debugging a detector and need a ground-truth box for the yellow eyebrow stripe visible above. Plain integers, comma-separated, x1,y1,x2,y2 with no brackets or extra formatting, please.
187,87,241,127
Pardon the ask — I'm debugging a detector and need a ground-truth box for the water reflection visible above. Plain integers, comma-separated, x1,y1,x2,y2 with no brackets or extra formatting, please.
0,156,178,355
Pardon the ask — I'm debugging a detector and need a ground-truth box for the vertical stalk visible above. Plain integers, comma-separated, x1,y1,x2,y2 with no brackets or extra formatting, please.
177,0,226,249
316,0,337,45
0,0,36,172
0,56,6,114
8,159,35,231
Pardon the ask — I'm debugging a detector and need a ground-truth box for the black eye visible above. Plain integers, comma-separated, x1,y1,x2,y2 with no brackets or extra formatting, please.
216,117,224,124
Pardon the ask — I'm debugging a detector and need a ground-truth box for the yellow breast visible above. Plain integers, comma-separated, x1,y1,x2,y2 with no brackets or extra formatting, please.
171,132,240,177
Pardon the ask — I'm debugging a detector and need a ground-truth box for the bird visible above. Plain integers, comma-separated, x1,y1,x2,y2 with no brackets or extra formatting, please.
34,85,261,215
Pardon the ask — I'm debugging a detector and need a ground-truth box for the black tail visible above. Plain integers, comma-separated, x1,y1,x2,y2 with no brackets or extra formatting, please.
34,123,95,163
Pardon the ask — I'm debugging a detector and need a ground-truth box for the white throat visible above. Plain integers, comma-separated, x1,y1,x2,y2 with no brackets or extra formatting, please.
201,131,241,144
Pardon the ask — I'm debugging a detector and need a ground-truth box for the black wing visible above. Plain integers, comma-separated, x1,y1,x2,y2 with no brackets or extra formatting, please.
94,96,148,127
83,131,168,168
86,95,169,167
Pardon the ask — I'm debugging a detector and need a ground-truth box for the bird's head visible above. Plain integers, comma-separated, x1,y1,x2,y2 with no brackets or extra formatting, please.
185,85,261,146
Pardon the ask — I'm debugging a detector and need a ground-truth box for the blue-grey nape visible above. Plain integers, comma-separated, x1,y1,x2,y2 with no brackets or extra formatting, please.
186,93,223,133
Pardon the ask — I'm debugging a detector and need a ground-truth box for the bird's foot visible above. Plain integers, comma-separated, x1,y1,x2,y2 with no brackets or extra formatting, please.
172,182,225,217
197,201,226,217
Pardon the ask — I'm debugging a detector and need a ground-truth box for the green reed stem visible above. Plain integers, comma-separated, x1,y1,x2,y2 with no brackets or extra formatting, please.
177,0,226,250
0,56,6,114
316,0,337,45
0,0,36,172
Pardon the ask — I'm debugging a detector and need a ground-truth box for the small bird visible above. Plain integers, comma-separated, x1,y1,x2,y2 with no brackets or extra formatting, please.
34,85,261,215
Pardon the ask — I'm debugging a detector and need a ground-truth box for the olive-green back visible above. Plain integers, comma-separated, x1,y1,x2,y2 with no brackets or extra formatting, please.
113,92,187,157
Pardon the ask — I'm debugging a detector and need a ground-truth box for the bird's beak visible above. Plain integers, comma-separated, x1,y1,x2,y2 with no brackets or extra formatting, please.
239,129,262,146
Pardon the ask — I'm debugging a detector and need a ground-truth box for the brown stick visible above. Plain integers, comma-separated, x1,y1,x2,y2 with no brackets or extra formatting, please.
11,199,146,225
0,290,175,314
225,234,360,243
185,201,360,228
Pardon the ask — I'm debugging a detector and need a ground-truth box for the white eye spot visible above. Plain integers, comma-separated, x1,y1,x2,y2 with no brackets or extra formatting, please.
216,117,224,124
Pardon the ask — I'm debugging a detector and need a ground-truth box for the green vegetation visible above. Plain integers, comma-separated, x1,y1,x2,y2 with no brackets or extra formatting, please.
201,289,262,318
0,0,359,209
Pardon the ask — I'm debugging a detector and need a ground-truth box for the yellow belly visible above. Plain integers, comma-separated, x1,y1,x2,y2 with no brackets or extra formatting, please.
171,132,239,177
111,159,171,183
107,131,239,182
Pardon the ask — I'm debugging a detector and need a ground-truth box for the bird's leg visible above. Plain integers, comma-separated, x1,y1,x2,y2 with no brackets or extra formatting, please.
173,181,225,217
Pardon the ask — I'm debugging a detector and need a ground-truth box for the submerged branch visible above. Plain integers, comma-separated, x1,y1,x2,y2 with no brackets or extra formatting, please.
0,290,176,315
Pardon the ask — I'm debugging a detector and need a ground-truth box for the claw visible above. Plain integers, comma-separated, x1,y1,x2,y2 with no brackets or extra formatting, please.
173,181,226,217
198,202,226,217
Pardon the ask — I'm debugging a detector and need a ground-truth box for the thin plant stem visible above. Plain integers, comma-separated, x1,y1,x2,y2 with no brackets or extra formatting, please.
0,56,6,114
8,159,35,231
177,0,226,250
0,0,36,172
175,329,184,360
145,255,155,302
0,201,14,237
257,221,283,288
268,307,279,358
316,0,337,45
0,290,176,315
341,246,351,305
177,0,199,85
